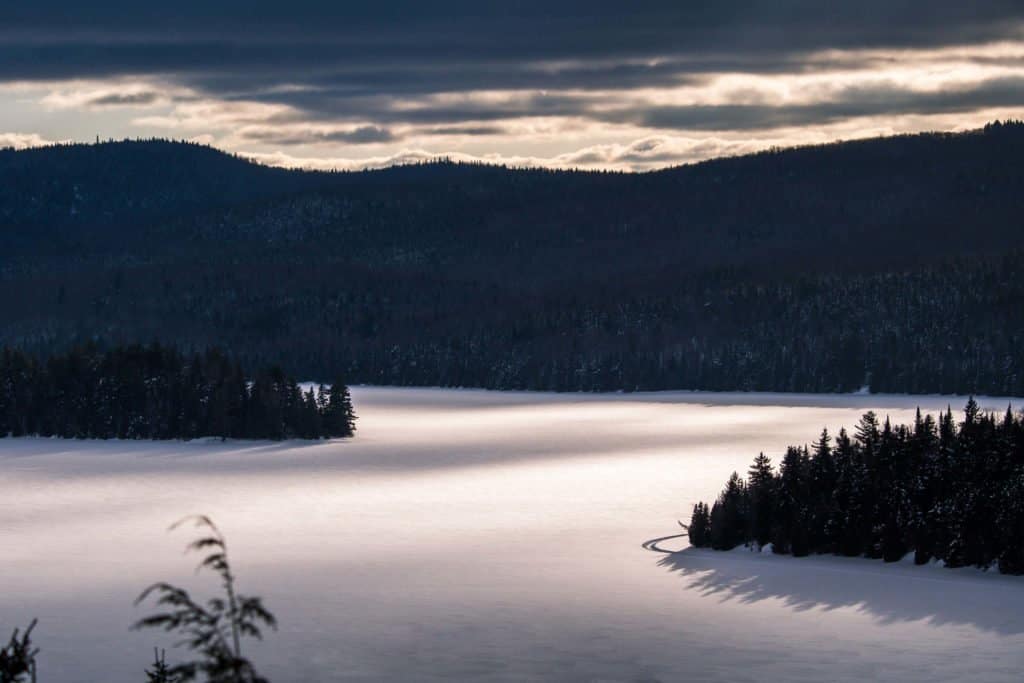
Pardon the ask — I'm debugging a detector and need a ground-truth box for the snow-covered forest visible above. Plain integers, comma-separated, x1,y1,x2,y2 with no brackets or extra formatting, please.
2,124,1024,394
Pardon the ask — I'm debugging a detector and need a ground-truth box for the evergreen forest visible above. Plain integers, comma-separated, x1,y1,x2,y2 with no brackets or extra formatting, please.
688,400,1024,574
3,122,1024,395
0,345,356,440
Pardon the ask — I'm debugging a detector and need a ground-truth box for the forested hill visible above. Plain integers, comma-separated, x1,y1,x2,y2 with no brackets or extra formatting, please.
2,122,1024,394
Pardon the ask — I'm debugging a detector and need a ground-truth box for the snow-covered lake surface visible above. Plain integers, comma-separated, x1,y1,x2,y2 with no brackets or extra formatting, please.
3,387,1024,682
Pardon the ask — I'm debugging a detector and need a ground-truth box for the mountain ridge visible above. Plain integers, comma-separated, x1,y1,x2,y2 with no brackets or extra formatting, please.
1,122,1022,394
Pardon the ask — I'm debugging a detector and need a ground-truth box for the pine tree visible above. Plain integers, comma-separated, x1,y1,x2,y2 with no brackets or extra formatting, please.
709,472,747,550
299,387,321,439
324,380,356,438
775,446,810,556
808,428,837,551
688,502,711,548
830,427,864,555
144,648,178,683
908,408,939,564
997,471,1024,574
746,453,775,548
855,411,881,462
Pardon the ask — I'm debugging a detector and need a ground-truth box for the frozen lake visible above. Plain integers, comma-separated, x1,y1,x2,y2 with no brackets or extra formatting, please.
2,387,1023,682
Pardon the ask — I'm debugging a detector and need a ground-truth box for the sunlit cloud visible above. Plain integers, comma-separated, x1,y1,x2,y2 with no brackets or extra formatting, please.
37,79,192,110
132,98,292,130
241,103,1024,173
3,5,1024,171
0,132,59,149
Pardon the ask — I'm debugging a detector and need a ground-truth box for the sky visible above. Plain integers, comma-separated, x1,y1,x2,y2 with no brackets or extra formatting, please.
3,2,1024,171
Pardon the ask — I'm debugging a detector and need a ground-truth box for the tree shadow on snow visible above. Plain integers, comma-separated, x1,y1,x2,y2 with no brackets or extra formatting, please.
655,546,1024,635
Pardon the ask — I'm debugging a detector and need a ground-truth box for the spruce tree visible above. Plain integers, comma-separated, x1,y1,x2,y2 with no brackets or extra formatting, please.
324,380,356,438
746,453,775,548
709,472,747,550
808,428,837,551
775,446,810,556
688,502,711,548
144,648,178,683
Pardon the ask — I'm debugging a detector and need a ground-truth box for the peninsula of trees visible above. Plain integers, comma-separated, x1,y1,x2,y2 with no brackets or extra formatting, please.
0,345,356,440
688,400,1024,575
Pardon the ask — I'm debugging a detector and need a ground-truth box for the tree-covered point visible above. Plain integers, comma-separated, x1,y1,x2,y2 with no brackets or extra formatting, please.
0,345,356,440
688,400,1024,575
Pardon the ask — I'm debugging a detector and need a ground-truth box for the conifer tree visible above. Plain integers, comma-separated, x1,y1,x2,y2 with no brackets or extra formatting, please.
775,446,810,555
746,453,775,547
709,472,747,550
808,429,837,551
688,502,711,548
145,648,179,683
325,380,357,438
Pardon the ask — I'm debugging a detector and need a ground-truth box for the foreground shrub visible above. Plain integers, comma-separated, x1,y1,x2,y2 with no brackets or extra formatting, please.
134,516,277,682
0,620,38,683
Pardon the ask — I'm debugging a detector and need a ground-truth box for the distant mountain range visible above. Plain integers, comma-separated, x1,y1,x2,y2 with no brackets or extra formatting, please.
2,122,1023,394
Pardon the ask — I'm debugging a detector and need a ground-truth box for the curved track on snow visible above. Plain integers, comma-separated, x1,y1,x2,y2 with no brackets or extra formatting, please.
641,521,689,554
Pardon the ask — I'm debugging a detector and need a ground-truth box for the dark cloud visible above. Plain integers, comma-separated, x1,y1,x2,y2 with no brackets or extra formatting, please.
3,2,1024,141
240,122,507,148
616,77,1024,131
229,77,1024,132
3,3,1022,83
5,2,1022,52
253,92,596,126
426,125,507,137
240,125,396,145
85,91,160,107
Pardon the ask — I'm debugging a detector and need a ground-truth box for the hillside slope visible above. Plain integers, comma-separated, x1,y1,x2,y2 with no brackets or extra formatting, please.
2,123,1023,393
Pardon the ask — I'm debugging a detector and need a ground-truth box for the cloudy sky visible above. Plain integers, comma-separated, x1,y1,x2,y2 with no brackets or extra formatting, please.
3,2,1024,170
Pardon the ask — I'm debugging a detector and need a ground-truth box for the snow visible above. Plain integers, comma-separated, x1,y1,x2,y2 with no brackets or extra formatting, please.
1,387,1023,682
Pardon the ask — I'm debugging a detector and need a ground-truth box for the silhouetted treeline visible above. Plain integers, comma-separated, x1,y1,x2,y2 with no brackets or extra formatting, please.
0,345,356,440
4,123,1024,394
688,400,1024,574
